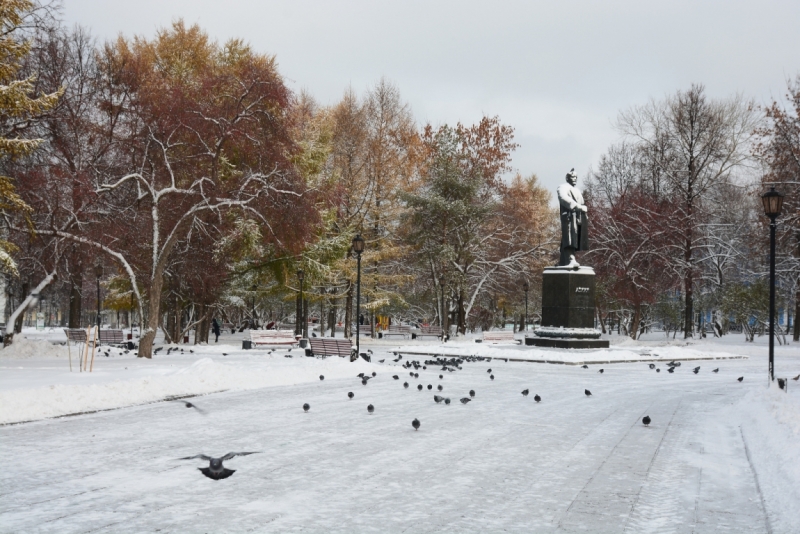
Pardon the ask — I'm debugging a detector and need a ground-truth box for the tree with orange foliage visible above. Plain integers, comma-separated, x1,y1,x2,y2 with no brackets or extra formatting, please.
31,22,310,357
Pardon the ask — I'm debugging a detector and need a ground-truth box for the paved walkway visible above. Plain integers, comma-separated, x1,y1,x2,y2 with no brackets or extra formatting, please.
1,356,772,533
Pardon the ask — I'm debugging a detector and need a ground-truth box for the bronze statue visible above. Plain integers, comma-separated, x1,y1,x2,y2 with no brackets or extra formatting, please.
557,168,588,267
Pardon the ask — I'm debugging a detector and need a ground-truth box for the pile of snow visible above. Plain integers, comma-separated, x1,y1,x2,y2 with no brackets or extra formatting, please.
393,342,745,364
0,336,69,359
0,355,378,425
733,383,800,531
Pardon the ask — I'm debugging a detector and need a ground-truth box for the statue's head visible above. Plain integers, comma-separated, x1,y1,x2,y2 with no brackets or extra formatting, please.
566,168,578,186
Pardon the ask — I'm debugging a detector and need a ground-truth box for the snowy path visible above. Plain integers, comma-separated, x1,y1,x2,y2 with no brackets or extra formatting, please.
1,352,795,533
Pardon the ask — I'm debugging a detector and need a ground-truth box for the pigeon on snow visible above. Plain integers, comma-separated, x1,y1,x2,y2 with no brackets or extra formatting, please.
180,452,260,480
642,415,651,427
173,400,206,414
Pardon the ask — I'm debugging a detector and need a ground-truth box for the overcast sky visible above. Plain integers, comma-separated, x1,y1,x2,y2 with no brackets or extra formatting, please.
62,0,800,197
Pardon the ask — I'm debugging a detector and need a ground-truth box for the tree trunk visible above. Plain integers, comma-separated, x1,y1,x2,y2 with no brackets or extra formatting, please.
139,274,164,359
344,283,352,340
68,268,82,328
456,293,466,335
14,282,28,334
303,297,309,338
794,289,799,342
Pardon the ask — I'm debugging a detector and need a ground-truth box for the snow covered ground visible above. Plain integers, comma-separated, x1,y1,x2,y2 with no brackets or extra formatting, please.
1,328,799,532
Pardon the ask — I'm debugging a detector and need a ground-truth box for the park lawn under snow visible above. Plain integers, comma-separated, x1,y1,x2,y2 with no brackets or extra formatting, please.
1,328,799,532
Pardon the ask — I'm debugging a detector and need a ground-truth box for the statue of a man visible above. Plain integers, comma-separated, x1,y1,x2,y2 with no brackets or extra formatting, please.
557,168,589,267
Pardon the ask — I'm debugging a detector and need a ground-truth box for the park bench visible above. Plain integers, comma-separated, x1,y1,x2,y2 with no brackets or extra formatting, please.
98,329,125,346
307,338,354,359
382,324,412,339
481,330,521,344
351,324,373,337
417,326,443,339
64,328,87,344
249,329,299,347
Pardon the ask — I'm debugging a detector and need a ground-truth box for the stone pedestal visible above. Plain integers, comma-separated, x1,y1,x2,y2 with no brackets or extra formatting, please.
529,265,609,349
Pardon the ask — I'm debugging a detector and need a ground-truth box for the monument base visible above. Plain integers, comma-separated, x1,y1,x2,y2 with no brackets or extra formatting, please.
526,337,609,349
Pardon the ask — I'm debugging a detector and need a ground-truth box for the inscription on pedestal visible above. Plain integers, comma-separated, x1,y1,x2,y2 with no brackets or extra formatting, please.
540,267,596,329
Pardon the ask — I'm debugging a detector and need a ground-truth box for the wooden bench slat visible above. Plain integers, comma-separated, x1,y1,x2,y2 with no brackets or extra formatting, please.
417,326,444,338
482,331,520,344
250,330,298,346
308,338,353,358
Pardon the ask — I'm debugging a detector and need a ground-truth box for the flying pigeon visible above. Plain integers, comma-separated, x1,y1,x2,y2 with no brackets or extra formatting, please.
642,415,651,427
303,403,310,412
460,397,471,404
521,389,529,396
173,400,206,415
180,452,260,480
367,404,374,414
412,418,420,431
348,392,354,399
585,389,592,397
534,394,541,402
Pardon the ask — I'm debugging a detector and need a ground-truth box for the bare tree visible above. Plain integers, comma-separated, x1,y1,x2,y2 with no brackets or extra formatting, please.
618,84,758,338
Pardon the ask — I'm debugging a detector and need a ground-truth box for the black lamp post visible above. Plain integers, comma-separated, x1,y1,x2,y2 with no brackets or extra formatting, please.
296,270,304,337
761,186,784,383
522,280,529,332
94,262,103,330
352,234,365,358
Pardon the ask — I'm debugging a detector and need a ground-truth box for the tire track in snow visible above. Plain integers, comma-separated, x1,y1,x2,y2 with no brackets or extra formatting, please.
621,401,688,534
740,426,773,534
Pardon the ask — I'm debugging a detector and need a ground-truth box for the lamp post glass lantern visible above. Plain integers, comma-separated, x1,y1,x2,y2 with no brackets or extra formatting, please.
761,186,784,384
352,235,365,359
94,263,103,329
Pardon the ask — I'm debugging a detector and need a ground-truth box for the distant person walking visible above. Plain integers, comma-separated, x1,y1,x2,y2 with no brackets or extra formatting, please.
211,318,221,343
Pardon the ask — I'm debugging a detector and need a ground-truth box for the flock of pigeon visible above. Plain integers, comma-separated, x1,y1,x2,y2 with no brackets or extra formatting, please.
171,349,770,480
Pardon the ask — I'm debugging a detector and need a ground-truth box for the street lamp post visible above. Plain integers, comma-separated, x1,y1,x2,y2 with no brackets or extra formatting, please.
352,234,365,359
296,270,304,338
522,280,529,332
94,263,103,330
761,186,784,384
